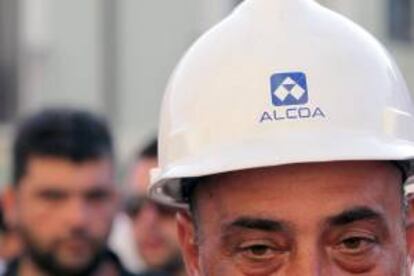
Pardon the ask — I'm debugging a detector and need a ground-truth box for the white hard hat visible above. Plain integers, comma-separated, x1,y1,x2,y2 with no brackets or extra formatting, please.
149,0,414,207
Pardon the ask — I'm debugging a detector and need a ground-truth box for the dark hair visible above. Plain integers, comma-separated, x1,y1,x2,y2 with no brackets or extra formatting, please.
12,108,113,186
136,137,157,160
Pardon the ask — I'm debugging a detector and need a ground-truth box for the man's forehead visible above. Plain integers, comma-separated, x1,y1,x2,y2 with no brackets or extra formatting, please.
195,161,402,215
200,161,400,190
215,161,397,180
21,156,114,188
130,157,158,194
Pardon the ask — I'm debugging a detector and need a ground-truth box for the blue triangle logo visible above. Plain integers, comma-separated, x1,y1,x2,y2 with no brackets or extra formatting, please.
283,84,295,91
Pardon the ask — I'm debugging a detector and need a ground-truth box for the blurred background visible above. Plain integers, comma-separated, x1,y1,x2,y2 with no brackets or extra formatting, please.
0,0,413,186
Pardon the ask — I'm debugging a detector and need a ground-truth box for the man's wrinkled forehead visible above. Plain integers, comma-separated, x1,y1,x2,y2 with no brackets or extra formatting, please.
200,160,400,188
192,161,403,217
187,161,404,245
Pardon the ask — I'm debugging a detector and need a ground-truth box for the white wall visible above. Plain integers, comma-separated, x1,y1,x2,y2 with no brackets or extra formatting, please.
19,0,105,113
116,0,199,157
115,0,235,158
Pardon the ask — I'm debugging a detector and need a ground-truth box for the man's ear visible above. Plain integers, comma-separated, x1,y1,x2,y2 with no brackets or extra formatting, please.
177,211,200,276
2,185,18,228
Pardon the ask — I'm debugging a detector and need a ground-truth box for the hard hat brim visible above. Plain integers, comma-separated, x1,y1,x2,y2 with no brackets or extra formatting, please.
150,129,414,208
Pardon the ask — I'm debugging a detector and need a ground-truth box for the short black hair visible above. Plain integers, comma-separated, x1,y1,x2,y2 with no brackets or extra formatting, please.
136,137,157,160
12,108,113,186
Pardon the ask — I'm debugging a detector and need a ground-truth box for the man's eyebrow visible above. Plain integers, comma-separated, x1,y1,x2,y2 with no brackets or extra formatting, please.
36,188,68,197
328,207,385,226
227,217,286,232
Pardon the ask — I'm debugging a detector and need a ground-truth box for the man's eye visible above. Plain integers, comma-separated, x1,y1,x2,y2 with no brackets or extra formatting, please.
38,191,66,201
86,190,111,202
239,243,280,261
331,234,381,273
337,236,377,255
248,245,272,256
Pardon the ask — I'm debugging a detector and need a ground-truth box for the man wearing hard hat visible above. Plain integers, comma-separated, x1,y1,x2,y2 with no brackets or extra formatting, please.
149,0,414,275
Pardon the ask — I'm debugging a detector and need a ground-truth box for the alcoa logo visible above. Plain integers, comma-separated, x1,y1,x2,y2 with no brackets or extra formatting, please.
259,72,326,123
271,72,308,106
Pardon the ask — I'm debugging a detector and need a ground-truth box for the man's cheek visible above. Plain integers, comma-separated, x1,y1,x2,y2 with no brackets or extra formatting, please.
407,227,414,257
85,219,112,247
200,254,240,276
20,199,54,227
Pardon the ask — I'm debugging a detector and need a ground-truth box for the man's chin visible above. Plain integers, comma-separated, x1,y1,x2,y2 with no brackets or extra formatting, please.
19,228,107,275
57,246,90,260
143,252,184,273
143,255,172,269
56,256,93,272
55,247,101,272
27,244,105,275
142,252,179,270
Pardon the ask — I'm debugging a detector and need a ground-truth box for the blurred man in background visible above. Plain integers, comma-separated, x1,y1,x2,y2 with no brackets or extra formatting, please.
2,109,134,276
125,139,185,276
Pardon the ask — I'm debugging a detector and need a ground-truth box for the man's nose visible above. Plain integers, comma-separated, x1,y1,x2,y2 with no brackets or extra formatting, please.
138,203,161,225
65,198,89,227
285,244,330,276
